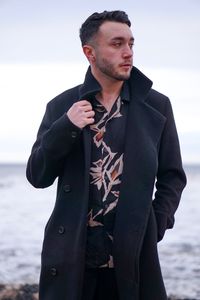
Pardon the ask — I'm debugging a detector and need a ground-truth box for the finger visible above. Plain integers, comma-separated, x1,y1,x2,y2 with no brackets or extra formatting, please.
85,117,95,125
80,100,94,112
85,110,95,118
78,100,91,106
83,104,93,112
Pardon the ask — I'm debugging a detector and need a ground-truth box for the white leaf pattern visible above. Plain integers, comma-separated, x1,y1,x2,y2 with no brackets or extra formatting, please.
88,96,125,268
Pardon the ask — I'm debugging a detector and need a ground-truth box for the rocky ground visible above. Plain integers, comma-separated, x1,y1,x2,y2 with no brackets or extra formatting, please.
0,284,38,300
0,284,197,300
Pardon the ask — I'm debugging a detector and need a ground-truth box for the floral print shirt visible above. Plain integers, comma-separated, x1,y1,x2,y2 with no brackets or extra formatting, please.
85,83,129,268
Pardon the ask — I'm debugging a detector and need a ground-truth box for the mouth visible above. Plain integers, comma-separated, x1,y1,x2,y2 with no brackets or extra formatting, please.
120,64,132,70
120,62,132,68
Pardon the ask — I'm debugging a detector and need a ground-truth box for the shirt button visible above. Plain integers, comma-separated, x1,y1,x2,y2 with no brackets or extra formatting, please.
50,267,57,276
71,131,77,138
63,184,71,192
58,225,65,234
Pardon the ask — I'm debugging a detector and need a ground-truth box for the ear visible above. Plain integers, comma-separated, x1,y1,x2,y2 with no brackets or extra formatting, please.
82,45,95,62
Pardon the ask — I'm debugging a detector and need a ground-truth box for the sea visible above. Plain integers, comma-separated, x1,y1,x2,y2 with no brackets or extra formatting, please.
0,163,199,299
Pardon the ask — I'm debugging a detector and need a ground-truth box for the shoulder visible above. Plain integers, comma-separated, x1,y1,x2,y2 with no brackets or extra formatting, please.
38,84,82,122
48,84,81,108
44,84,81,118
146,89,172,115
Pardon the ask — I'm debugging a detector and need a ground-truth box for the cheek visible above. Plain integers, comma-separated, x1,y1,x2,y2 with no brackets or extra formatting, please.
105,52,121,63
103,48,119,59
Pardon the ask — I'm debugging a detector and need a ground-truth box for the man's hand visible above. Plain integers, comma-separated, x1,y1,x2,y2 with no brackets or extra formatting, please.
66,100,95,129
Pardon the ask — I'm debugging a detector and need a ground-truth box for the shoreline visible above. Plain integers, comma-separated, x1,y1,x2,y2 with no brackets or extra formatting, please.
0,284,197,300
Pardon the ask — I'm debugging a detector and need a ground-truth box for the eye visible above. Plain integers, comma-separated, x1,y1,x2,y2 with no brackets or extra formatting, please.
113,42,122,47
129,42,134,49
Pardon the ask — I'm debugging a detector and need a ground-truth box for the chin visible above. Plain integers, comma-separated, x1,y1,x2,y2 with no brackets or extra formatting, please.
117,73,131,81
121,69,132,78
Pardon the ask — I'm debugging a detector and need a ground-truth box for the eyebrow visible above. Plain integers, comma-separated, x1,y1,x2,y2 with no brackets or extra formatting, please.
111,36,135,42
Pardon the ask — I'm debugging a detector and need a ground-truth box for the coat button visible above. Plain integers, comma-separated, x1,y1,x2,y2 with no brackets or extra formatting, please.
50,267,57,276
63,184,71,192
71,131,77,138
58,225,65,234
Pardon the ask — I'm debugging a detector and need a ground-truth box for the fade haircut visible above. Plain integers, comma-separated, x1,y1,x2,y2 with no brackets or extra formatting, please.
79,10,131,46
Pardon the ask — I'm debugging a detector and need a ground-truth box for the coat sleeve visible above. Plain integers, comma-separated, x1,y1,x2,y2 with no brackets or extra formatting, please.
26,101,82,188
152,98,187,242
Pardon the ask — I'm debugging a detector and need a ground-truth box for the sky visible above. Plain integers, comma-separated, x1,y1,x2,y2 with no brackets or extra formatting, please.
0,0,200,164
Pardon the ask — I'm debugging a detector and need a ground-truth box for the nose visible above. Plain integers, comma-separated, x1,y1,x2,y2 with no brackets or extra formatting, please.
122,44,133,58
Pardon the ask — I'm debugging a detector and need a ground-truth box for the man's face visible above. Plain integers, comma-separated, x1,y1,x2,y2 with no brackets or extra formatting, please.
93,21,134,81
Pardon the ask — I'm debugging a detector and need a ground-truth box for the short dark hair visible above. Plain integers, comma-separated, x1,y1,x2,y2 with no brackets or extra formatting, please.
79,10,131,46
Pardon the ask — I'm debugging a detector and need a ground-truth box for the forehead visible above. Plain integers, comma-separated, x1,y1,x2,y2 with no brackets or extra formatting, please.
98,21,133,41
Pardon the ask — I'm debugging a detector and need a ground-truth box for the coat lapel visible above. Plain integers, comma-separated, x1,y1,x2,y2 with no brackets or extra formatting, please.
113,68,167,290
116,95,167,226
116,67,167,225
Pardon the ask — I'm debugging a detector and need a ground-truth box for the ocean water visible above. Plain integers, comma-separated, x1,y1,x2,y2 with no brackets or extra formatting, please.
0,164,199,298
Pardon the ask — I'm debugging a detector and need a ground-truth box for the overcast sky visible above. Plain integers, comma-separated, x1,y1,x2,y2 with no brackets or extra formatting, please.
0,0,200,163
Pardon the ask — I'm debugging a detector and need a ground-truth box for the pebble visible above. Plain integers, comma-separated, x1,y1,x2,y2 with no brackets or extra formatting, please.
0,284,197,300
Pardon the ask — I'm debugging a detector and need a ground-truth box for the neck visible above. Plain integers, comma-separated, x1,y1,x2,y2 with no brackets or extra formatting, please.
91,67,124,111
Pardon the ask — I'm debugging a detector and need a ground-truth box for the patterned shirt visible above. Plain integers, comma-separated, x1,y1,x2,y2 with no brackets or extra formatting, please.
85,83,130,268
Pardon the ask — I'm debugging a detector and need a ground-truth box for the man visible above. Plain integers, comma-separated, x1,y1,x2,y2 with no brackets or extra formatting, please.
26,10,186,300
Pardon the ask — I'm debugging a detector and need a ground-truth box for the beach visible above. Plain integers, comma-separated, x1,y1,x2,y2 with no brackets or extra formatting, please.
0,164,199,299
0,284,197,300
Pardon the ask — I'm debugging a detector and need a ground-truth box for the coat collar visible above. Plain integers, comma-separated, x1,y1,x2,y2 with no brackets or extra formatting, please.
79,67,102,100
128,66,153,102
79,66,153,102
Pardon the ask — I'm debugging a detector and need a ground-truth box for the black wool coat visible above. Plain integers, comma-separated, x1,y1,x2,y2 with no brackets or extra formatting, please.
26,66,186,300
